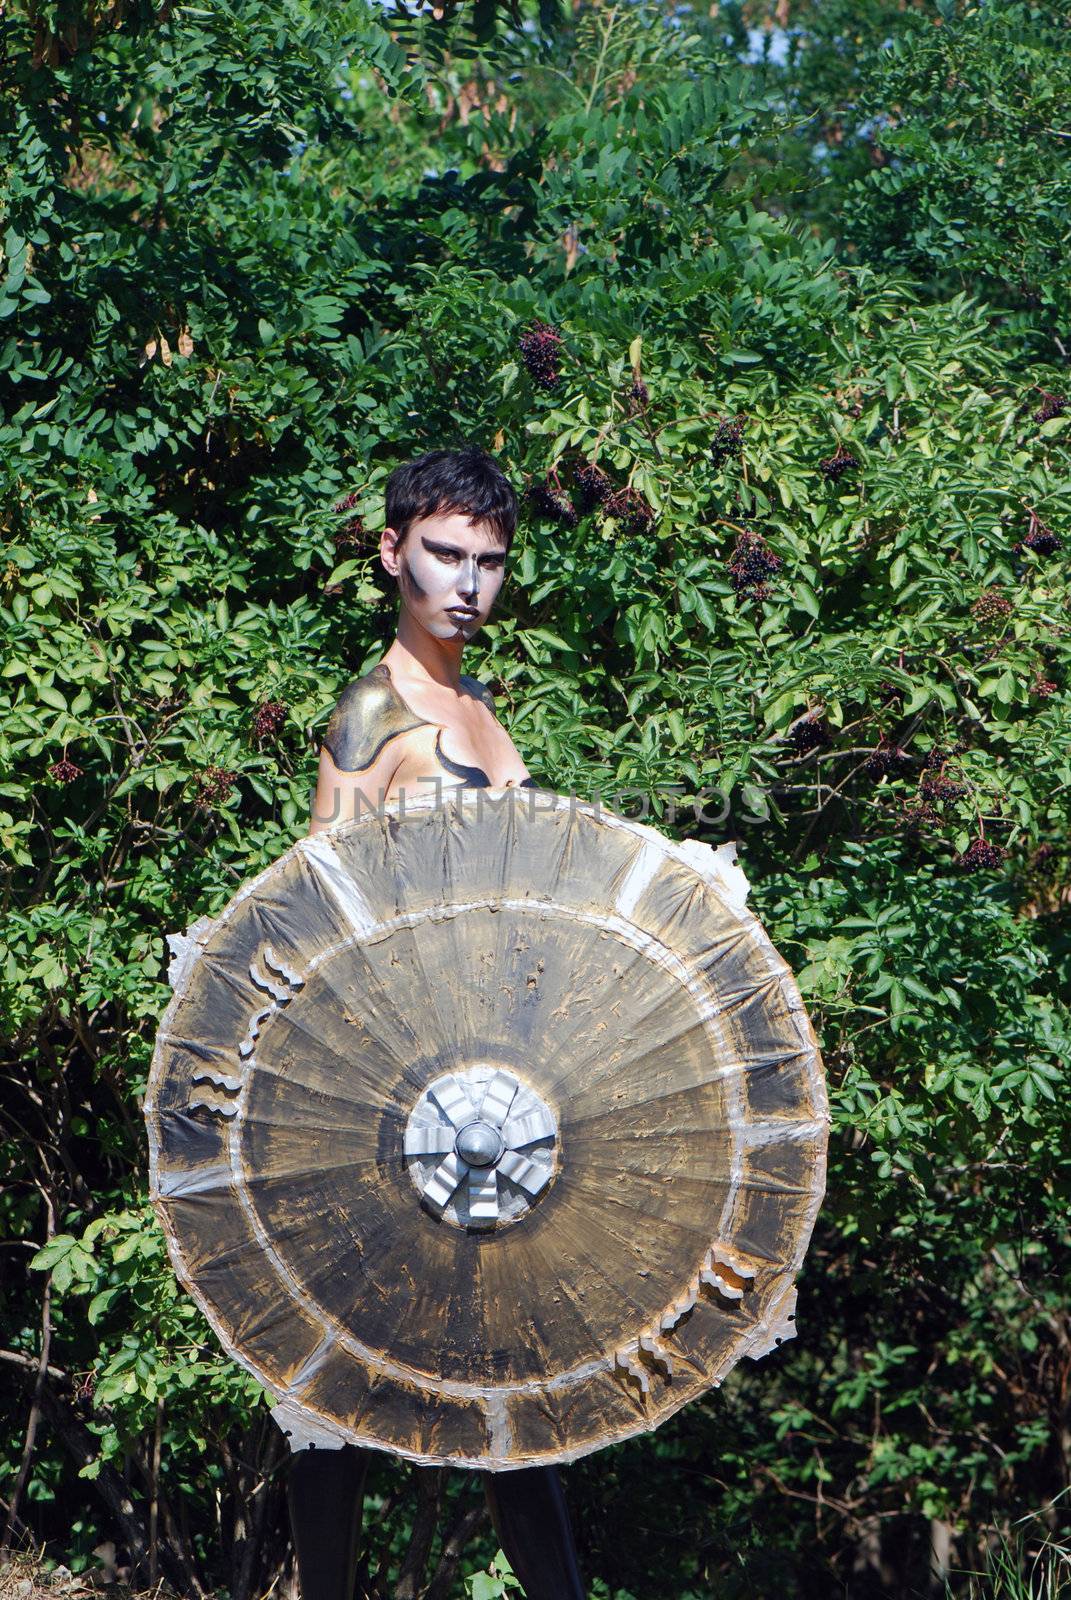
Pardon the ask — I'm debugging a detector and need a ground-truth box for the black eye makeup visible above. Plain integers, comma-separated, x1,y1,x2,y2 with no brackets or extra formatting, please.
421,538,505,568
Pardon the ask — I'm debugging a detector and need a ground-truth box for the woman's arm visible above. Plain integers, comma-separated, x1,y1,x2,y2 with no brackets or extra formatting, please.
308,740,404,836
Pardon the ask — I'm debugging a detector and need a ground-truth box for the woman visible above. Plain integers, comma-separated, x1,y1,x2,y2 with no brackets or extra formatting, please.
291,447,586,1600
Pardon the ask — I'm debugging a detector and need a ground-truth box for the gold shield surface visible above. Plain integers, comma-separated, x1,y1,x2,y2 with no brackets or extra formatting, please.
145,791,827,1468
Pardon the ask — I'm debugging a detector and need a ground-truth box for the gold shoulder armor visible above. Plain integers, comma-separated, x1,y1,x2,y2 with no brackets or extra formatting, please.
322,665,430,773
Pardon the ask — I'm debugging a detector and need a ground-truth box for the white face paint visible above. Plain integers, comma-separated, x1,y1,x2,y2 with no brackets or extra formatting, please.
381,512,508,642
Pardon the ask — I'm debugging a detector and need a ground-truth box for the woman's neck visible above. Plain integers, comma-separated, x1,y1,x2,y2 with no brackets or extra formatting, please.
383,609,465,690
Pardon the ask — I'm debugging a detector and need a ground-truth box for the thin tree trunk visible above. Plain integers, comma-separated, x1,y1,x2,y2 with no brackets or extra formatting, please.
233,1419,287,1600
394,1468,442,1600
1,1199,54,1556
423,1502,488,1600
929,1518,953,1594
149,1397,164,1586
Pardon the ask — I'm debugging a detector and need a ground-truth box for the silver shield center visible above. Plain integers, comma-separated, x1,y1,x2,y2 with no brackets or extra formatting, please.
403,1065,558,1230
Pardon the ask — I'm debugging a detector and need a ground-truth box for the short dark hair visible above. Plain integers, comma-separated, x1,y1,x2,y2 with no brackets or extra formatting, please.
385,446,518,552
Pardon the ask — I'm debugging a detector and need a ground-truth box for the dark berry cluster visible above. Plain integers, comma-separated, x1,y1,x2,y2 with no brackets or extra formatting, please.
253,700,288,741
900,799,937,833
604,487,655,536
628,380,649,411
924,741,966,770
573,460,613,512
956,837,1006,872
196,766,238,808
727,529,782,600
1033,391,1067,424
1018,517,1062,557
518,322,564,391
818,444,859,482
920,771,968,803
865,740,912,780
970,588,1013,625
709,417,745,470
49,757,82,784
526,479,578,528
789,716,830,756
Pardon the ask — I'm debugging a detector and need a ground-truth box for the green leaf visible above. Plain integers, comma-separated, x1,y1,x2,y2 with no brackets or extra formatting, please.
795,581,820,619
469,1576,502,1600
995,669,1016,705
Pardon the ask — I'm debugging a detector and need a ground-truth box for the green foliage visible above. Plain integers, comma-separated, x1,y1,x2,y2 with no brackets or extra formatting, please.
2,0,1069,1596
464,1551,522,1599
839,2,1071,323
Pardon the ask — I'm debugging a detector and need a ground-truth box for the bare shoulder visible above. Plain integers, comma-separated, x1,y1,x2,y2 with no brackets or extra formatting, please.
459,674,497,715
323,664,430,773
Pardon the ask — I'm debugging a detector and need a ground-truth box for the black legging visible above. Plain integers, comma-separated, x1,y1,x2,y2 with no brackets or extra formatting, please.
287,1444,585,1600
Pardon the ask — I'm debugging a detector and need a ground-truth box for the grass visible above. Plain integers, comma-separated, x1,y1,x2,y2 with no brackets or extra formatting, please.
944,1520,1071,1598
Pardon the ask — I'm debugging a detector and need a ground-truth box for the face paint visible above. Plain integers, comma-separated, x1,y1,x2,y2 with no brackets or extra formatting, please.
389,513,507,642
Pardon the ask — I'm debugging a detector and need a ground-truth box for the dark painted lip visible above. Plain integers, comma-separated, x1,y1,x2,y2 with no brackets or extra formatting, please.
446,607,480,617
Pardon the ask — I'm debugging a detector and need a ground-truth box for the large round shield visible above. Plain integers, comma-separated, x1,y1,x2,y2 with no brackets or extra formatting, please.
145,790,827,1469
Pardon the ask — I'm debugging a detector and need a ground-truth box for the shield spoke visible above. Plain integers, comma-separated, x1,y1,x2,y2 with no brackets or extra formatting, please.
503,1108,556,1147
422,1152,469,1210
478,1069,519,1129
403,1124,456,1157
429,1075,478,1128
468,1168,499,1222
498,1149,551,1198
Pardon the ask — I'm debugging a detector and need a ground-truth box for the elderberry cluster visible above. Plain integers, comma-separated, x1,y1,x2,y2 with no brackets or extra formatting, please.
900,799,938,833
924,741,967,770
196,766,238,809
970,588,1013,626
1019,520,1062,557
727,529,782,600
573,460,613,512
920,771,968,804
956,837,1006,872
864,740,912,780
789,717,830,757
49,758,82,784
527,479,578,528
818,445,859,482
628,380,649,410
253,700,288,741
602,487,653,536
709,417,744,470
1033,392,1067,425
518,322,564,391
